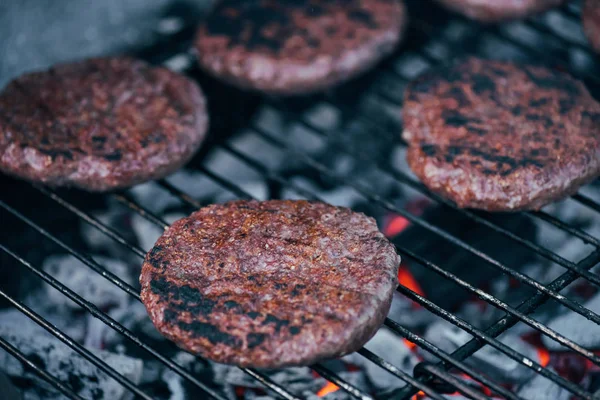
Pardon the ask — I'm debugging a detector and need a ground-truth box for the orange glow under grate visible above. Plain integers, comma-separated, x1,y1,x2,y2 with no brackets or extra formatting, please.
317,381,339,397
398,264,425,297
384,215,410,238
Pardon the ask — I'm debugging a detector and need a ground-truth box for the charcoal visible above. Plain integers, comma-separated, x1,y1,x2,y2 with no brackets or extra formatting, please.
343,328,418,391
0,309,143,400
0,368,21,400
517,368,570,400
422,320,537,384
543,293,600,350
39,254,133,311
394,205,537,310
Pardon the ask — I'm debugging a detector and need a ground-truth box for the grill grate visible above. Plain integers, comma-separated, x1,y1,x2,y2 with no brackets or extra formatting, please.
1,1,600,399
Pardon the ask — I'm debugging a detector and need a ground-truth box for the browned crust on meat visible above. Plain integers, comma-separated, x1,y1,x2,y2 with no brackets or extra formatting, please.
583,0,600,54
0,57,208,191
402,58,600,211
433,0,564,22
140,200,400,368
194,0,406,95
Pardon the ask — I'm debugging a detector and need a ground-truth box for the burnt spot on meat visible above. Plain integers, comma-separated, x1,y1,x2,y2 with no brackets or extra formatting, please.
437,145,546,176
247,333,267,348
523,67,581,96
262,314,290,332
511,106,523,116
559,98,575,114
467,126,487,136
224,300,242,310
409,74,437,94
444,87,470,107
526,114,554,128
289,326,302,335
163,309,178,323
150,277,217,316
529,98,549,107
441,110,469,127
91,136,107,144
178,320,241,347
420,144,437,157
147,245,164,269
204,0,382,54
471,74,496,94
38,148,74,160
530,148,549,157
348,9,377,28
247,311,261,319
103,151,122,161
582,111,600,124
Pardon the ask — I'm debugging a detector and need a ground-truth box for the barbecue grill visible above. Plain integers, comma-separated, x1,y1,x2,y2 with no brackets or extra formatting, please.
1,0,600,399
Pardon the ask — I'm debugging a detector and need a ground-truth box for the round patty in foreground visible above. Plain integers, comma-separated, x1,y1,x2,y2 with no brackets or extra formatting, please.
140,200,400,368
433,0,564,22
194,0,406,95
583,0,600,54
402,57,600,211
0,57,208,191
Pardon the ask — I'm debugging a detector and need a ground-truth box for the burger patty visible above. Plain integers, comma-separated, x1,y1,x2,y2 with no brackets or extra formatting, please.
0,57,208,191
140,200,400,368
194,0,406,95
583,0,600,54
433,0,564,22
402,57,600,211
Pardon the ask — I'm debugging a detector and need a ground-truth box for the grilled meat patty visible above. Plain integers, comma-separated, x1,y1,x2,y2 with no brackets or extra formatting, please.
583,0,600,54
433,0,564,22
194,0,406,95
0,57,208,191
140,200,400,368
402,57,600,211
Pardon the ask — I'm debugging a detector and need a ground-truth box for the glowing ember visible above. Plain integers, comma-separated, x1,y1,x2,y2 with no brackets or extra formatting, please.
537,347,550,368
398,264,425,297
403,338,417,351
317,381,340,397
384,215,410,238
411,391,425,400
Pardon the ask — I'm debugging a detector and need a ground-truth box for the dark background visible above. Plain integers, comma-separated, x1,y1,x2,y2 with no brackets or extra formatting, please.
0,0,213,87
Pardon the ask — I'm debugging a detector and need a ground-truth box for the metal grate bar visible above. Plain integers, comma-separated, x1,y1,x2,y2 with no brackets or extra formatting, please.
395,247,600,399
171,143,523,399
100,143,591,396
9,189,304,400
0,335,83,400
157,179,204,209
529,210,600,246
418,363,489,400
248,125,600,325
311,364,373,400
381,320,521,400
192,138,600,369
219,143,320,201
0,289,152,400
572,193,600,215
241,369,303,400
0,199,141,301
0,244,228,400
396,246,600,362
196,165,254,200
108,127,600,396
105,179,434,400
274,102,600,287
113,192,169,229
355,348,447,400
396,285,592,399
35,185,146,258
